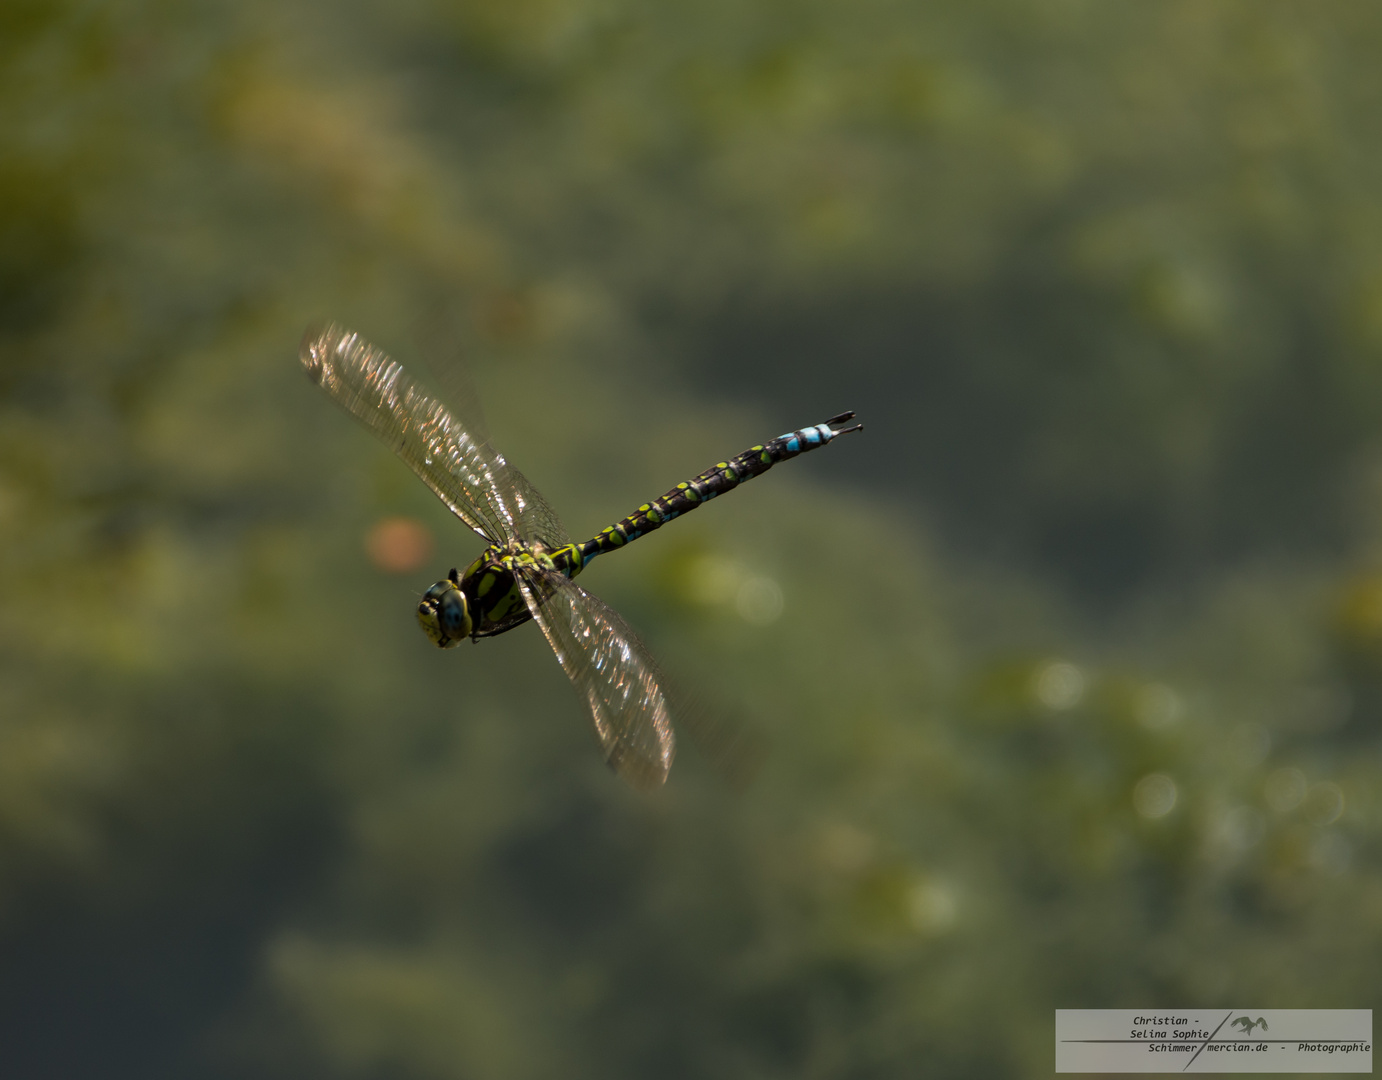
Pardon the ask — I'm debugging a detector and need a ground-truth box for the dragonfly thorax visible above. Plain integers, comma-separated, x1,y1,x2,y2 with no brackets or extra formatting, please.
417,570,472,648
419,543,569,647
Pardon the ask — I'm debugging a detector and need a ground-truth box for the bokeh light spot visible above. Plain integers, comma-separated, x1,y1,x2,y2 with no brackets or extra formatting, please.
683,554,784,624
1133,773,1177,819
735,575,783,625
907,880,958,934
1035,661,1085,710
1303,782,1344,826
365,517,434,574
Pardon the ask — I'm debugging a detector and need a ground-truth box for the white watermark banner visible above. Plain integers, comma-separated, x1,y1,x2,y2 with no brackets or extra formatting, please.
1056,1010,1372,1073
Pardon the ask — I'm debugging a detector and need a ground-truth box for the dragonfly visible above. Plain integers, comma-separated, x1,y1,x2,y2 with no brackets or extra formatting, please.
301,324,862,788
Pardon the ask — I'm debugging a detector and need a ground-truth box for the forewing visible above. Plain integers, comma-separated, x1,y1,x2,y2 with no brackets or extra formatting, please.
413,316,569,550
517,567,675,789
493,462,570,551
302,324,539,545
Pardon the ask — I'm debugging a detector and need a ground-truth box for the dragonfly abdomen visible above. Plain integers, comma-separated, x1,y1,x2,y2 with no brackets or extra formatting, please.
573,412,862,568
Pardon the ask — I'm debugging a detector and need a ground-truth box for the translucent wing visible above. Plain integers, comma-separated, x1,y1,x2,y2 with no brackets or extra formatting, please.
516,566,675,789
490,464,570,551
412,314,570,550
301,325,568,548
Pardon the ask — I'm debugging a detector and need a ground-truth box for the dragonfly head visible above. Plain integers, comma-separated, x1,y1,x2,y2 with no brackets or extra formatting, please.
417,569,472,648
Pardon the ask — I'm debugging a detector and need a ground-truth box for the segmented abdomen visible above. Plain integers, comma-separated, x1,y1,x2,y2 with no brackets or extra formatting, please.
565,412,861,572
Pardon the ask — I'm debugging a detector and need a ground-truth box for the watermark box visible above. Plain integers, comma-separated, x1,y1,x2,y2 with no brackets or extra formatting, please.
1056,1009,1372,1073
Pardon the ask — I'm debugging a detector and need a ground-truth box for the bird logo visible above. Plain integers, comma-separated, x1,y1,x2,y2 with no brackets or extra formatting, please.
1231,1016,1269,1035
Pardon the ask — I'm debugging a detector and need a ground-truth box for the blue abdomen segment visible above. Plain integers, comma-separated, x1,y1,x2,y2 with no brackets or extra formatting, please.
569,411,862,570
781,422,837,453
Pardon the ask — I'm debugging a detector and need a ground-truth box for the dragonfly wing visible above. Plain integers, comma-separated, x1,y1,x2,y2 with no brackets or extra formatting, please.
492,459,571,551
302,324,526,545
517,566,675,789
413,316,570,550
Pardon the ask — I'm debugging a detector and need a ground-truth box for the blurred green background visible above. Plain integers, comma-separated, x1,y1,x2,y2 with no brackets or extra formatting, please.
3,1,1381,1076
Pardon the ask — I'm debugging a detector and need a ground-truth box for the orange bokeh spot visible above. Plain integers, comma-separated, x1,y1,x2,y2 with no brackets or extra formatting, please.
365,517,434,574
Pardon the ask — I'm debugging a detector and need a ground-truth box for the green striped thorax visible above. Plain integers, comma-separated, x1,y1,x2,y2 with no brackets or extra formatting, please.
418,540,582,647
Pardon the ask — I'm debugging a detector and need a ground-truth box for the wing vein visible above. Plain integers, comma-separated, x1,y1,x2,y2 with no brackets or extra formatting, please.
517,566,674,788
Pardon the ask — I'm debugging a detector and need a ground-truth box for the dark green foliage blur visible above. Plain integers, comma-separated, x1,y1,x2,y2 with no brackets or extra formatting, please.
3,1,1381,1076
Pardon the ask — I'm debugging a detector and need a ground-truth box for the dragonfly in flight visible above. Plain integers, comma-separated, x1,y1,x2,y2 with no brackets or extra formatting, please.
301,324,861,787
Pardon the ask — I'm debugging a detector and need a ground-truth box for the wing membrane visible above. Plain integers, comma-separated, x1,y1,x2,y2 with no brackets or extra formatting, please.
413,317,569,549
301,325,567,548
517,567,675,789
492,464,570,551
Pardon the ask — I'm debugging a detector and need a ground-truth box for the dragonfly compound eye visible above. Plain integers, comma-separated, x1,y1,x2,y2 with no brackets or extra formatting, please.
418,579,472,648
